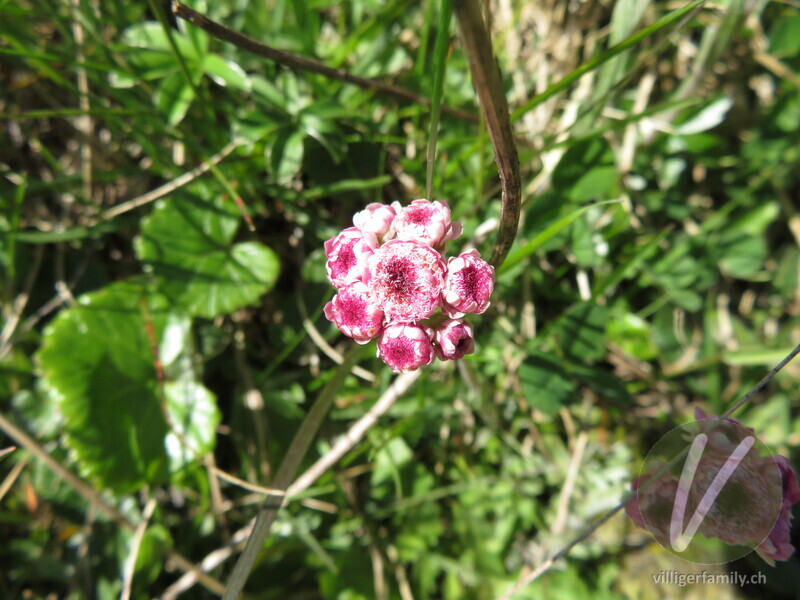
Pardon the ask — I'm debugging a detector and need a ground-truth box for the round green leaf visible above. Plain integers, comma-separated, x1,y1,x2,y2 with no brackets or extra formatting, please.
36,281,170,495
135,191,280,318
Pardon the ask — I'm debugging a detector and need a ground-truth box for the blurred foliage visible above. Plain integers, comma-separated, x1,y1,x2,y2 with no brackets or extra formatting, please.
1,0,799,599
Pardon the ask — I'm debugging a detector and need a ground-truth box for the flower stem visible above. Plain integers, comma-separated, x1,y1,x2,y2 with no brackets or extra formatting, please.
453,0,521,268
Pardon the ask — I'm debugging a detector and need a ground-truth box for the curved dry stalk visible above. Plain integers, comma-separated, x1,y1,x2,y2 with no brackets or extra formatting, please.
454,0,521,268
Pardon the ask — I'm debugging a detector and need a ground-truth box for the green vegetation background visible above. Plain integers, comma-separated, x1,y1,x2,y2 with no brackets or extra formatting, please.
1,0,799,598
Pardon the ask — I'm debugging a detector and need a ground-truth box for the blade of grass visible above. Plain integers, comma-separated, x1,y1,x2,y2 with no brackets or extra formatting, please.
426,0,454,201
221,344,366,600
499,200,621,276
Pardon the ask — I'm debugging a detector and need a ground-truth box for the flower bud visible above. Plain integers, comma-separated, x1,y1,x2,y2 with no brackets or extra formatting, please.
353,202,399,242
323,282,384,344
324,227,377,288
393,199,462,247
442,249,495,318
434,318,475,360
377,323,435,373
367,239,445,323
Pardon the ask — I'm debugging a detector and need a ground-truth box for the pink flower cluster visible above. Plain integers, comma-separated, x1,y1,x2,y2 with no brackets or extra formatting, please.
323,199,494,373
625,408,800,565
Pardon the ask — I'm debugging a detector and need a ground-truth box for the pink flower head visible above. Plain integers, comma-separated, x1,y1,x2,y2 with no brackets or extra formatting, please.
324,227,377,288
353,202,400,242
393,199,462,247
377,323,435,373
756,455,800,564
323,282,384,344
442,249,495,318
434,318,475,361
367,239,445,322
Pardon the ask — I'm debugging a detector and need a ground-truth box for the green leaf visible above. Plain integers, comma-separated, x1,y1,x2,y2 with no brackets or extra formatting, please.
155,71,196,126
203,54,251,91
606,312,657,361
135,190,280,318
723,346,798,367
135,524,173,585
769,14,800,57
716,231,766,280
518,352,574,416
269,128,305,185
164,380,220,471
553,302,609,363
36,281,170,494
552,138,617,202
122,22,200,61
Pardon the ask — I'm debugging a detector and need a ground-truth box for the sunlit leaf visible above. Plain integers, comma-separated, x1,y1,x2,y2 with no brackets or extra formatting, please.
37,281,170,494
135,190,280,318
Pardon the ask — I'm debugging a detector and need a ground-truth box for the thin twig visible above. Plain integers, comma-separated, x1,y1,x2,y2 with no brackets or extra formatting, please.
69,0,92,206
0,412,226,596
172,2,477,122
286,371,421,500
99,140,240,222
296,288,376,383
0,245,44,353
453,0,521,268
120,498,157,600
0,455,26,502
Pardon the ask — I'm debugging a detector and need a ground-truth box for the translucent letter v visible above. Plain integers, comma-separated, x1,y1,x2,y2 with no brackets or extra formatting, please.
670,433,755,552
